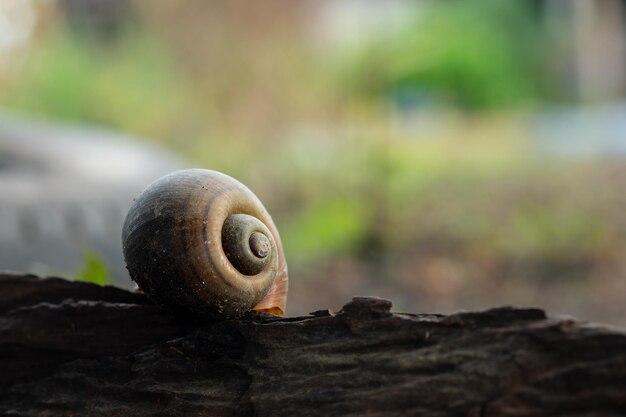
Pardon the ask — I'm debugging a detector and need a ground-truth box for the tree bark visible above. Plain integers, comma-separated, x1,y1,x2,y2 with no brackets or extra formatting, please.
0,272,625,417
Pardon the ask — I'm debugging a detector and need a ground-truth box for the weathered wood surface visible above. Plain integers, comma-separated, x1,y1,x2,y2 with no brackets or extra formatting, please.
0,272,625,417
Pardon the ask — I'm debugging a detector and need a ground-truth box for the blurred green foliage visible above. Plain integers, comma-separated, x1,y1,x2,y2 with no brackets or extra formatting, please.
507,205,607,259
1,1,624,312
3,30,180,140
344,0,542,109
283,196,374,263
76,250,111,286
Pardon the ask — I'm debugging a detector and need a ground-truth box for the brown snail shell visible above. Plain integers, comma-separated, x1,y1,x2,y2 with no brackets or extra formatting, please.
121,169,288,318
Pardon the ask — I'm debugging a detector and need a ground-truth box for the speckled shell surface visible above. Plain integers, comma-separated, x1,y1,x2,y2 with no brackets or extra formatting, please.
122,169,288,318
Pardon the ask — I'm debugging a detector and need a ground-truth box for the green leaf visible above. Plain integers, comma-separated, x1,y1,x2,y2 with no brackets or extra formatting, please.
76,250,111,286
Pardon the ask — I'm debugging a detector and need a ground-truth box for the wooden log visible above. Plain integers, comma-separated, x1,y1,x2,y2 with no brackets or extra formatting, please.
0,272,624,416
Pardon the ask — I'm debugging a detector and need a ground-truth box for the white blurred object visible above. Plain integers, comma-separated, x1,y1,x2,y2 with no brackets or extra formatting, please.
532,102,626,156
311,0,415,49
0,0,36,51
0,0,37,74
0,113,184,286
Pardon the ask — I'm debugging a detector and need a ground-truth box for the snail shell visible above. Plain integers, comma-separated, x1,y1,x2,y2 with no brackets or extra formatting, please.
122,169,288,318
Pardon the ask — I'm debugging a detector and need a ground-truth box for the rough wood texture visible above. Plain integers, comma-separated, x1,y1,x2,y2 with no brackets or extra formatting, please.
1,272,625,417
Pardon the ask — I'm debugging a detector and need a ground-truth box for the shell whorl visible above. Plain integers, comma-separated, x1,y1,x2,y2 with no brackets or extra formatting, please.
122,169,288,318
222,214,274,276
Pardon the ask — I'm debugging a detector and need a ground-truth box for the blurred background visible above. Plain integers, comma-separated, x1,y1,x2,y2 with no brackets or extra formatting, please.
0,0,625,325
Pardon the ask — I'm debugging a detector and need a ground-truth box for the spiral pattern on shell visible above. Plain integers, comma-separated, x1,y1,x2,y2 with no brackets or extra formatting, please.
122,169,288,318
